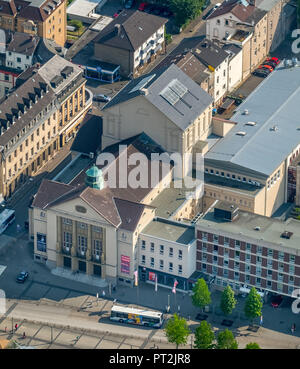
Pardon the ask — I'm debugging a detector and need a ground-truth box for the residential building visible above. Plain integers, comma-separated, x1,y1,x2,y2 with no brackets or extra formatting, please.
288,151,300,205
205,0,268,79
93,9,167,78
139,218,196,291
0,0,67,47
0,54,91,199
204,59,300,217
154,50,213,97
222,43,243,91
0,30,40,99
101,63,213,175
196,201,300,298
193,39,230,105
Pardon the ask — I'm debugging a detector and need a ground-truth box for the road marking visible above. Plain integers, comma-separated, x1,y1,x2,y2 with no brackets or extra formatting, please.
0,265,7,277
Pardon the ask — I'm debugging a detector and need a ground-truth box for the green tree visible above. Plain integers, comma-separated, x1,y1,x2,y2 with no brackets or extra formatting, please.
244,287,263,324
194,321,215,349
220,285,237,316
216,329,238,349
169,0,204,27
68,19,83,32
191,278,211,311
165,313,190,349
245,342,261,349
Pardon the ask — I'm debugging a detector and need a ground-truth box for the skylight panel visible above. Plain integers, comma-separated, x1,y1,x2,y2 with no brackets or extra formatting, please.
169,79,188,98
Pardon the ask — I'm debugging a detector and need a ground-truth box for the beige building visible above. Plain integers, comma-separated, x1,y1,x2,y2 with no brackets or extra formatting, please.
93,9,167,78
101,63,213,176
204,60,300,217
0,0,67,47
0,54,91,199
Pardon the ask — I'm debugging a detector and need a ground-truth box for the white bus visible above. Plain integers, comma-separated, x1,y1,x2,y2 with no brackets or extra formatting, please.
110,305,164,328
0,209,15,234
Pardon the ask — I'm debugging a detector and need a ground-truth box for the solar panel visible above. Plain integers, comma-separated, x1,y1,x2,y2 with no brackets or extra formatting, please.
130,74,156,93
169,79,188,98
160,87,180,105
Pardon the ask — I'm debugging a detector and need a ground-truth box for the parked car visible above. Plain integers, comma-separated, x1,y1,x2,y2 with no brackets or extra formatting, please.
253,68,271,77
202,3,221,20
93,94,111,102
138,2,148,11
266,57,280,65
259,64,274,72
263,59,278,69
113,9,122,17
271,294,283,308
124,0,134,9
16,271,29,283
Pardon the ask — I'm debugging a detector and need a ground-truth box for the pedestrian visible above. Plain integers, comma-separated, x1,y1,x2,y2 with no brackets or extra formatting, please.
260,315,263,326
291,323,295,334
15,323,18,331
102,290,105,298
16,224,20,233
23,332,26,339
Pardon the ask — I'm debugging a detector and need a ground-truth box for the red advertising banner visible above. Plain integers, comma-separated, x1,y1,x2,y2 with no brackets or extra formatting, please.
149,272,156,281
121,255,130,274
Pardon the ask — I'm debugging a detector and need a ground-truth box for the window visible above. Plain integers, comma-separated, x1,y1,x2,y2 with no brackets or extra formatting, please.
278,252,284,261
202,243,207,251
178,265,182,274
169,262,173,272
224,237,229,246
178,250,182,260
62,218,72,225
246,243,251,252
213,245,218,253
141,255,145,264
79,222,87,230
141,240,146,250
150,242,154,252
213,255,218,264
63,232,72,248
159,259,164,269
213,234,219,243
268,249,273,258
235,251,240,259
37,233,47,252
150,257,154,267
290,255,295,264
160,245,164,255
169,247,173,257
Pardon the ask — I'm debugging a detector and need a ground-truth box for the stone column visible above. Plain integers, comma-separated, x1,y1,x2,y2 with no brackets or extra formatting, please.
71,220,77,271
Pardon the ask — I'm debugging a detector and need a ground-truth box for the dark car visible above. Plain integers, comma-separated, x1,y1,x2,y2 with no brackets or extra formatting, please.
271,294,283,308
124,0,134,9
93,94,111,102
266,56,280,65
16,271,29,283
253,68,271,78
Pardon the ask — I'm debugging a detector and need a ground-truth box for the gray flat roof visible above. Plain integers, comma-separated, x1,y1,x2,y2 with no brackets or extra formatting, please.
142,218,195,245
205,62,300,177
198,206,300,252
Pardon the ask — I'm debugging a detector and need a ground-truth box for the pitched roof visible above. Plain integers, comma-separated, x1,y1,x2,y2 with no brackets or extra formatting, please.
94,9,167,51
193,39,229,69
6,31,40,56
103,63,213,131
154,51,210,85
207,0,255,22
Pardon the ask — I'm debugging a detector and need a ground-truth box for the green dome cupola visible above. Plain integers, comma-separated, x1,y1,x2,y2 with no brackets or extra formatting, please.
85,165,103,190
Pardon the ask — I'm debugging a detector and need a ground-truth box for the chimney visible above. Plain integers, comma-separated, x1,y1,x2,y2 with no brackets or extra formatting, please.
114,24,121,36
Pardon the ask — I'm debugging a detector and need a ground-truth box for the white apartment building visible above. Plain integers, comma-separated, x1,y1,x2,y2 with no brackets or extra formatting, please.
139,218,196,291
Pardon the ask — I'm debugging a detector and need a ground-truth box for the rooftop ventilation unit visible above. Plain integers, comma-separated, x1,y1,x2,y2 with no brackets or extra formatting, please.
281,231,293,239
246,121,256,126
254,226,260,231
270,125,278,131
236,131,246,136
243,109,249,115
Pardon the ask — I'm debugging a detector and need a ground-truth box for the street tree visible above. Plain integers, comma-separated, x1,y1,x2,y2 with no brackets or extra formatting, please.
194,320,215,349
244,287,263,324
245,342,261,349
191,278,211,311
220,285,237,316
164,313,190,349
216,329,238,349
169,0,204,26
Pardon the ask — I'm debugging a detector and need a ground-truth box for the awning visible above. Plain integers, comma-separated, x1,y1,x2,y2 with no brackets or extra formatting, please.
240,286,264,297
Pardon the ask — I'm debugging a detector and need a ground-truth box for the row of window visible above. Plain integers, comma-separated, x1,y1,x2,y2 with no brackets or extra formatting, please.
200,236,296,263
141,255,182,274
62,218,103,234
63,232,103,255
267,169,281,189
201,263,295,286
141,240,183,259
205,167,262,187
